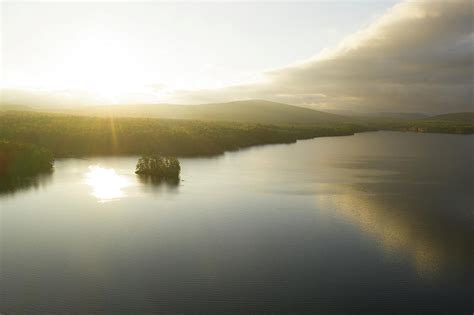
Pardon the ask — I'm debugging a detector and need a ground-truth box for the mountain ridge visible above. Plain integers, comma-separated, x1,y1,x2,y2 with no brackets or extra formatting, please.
2,99,472,126
421,112,474,123
71,99,349,125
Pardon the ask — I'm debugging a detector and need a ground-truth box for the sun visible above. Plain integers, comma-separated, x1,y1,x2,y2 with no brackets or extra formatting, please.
44,33,147,103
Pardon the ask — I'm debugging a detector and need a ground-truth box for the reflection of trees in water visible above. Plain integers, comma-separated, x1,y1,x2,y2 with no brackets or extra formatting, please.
137,174,180,193
0,170,53,196
0,140,54,196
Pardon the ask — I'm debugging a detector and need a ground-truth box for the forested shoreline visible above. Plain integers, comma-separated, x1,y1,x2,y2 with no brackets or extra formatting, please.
0,139,54,193
1,111,473,158
361,118,474,135
0,111,373,158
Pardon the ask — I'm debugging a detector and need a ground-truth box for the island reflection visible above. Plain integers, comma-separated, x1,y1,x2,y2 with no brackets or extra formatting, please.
137,174,180,193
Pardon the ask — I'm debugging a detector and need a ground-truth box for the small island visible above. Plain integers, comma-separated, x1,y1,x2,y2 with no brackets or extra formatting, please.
135,155,181,180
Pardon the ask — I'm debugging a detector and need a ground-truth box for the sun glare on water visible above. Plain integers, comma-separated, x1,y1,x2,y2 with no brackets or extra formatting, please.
85,165,131,202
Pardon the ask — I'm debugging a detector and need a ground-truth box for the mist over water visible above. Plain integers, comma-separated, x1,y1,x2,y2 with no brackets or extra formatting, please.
1,131,472,313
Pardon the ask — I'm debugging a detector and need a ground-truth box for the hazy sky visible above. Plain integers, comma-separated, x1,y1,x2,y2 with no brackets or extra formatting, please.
1,0,472,113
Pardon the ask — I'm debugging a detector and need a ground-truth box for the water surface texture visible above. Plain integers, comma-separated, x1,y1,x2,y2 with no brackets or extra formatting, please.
1,131,472,313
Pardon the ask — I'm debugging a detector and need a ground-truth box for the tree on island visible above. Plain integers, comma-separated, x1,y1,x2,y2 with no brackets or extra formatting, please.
135,156,180,179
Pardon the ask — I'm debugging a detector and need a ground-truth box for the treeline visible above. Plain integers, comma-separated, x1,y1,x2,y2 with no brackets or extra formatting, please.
0,140,54,194
395,120,474,134
350,117,474,135
0,111,471,162
0,140,53,177
0,111,372,157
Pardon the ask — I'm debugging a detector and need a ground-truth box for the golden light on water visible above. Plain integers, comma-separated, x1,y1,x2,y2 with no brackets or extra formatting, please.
322,188,443,277
85,165,130,202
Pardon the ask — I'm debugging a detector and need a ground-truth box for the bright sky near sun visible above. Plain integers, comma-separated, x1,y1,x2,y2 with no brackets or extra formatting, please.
1,1,398,103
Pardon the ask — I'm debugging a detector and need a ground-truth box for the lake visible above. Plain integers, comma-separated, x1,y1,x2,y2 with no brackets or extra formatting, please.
1,131,472,313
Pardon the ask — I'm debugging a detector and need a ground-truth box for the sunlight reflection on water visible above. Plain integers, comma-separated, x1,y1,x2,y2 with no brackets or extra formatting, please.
84,165,131,202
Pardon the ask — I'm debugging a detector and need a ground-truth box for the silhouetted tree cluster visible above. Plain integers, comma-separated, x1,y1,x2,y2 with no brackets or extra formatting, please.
135,156,180,179
0,140,54,194
0,140,53,177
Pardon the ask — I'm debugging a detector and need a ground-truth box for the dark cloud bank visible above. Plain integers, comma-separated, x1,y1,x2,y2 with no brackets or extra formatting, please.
175,0,473,114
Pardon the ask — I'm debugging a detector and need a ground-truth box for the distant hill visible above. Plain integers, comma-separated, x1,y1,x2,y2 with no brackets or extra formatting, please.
3,98,472,128
74,100,348,125
0,104,33,111
423,112,474,123
365,112,429,120
325,109,429,120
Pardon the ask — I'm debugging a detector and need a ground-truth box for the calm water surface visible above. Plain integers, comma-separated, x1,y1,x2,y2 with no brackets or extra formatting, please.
1,131,473,313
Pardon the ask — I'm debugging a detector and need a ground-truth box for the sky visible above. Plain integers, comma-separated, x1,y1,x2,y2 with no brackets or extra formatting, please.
1,0,472,113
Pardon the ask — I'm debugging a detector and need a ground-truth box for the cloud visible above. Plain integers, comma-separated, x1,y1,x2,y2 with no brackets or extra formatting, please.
173,0,473,113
